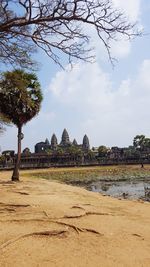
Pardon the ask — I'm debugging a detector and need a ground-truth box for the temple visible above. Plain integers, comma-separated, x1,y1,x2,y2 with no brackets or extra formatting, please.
35,129,90,153
2,132,150,170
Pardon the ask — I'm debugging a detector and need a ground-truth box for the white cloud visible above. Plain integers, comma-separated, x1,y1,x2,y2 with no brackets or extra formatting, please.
85,0,142,61
112,0,141,21
111,0,142,58
49,59,150,147
138,60,150,89
30,111,56,125
111,38,132,59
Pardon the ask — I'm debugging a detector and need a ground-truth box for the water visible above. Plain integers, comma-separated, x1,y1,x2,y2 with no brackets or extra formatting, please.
89,180,150,200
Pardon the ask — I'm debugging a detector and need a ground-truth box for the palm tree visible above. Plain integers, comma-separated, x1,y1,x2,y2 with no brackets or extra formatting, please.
0,69,43,181
0,113,11,134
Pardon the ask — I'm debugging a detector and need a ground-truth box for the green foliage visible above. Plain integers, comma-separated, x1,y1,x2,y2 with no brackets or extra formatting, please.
22,147,31,155
54,146,83,156
98,145,109,157
66,146,83,156
123,147,135,158
0,113,11,133
0,154,5,163
133,135,145,148
142,138,150,148
0,69,43,127
45,149,53,155
87,150,95,158
57,147,64,155
133,135,150,151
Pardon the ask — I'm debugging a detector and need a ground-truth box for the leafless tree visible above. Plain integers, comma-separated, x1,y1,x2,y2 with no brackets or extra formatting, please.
0,0,140,68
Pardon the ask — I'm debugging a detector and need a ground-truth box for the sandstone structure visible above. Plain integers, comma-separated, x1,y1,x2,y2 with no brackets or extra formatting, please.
35,129,90,153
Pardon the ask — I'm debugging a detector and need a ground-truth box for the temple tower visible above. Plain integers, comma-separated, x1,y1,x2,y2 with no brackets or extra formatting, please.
51,134,58,150
60,129,71,146
45,138,50,145
82,135,90,150
73,139,78,146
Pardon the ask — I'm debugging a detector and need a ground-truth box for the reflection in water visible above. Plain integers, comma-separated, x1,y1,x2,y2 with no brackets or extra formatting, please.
90,181,150,201
101,183,110,192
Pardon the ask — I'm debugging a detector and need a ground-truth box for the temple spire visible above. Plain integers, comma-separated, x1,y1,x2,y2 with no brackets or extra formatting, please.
51,133,58,150
73,139,78,146
82,134,90,150
45,138,50,145
60,128,71,146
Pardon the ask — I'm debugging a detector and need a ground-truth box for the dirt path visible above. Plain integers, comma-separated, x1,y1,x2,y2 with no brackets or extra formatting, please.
0,171,150,267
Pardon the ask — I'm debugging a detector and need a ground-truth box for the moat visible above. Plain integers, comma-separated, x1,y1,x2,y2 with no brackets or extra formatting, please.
22,165,150,202
89,180,150,201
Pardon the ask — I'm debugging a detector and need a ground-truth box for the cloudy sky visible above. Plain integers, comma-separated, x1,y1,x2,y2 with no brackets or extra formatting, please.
1,0,150,152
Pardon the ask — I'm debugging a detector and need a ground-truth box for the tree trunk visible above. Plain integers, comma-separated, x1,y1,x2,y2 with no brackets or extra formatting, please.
12,126,22,181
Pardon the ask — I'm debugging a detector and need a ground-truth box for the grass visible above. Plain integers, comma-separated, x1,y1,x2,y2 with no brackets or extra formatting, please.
22,165,150,187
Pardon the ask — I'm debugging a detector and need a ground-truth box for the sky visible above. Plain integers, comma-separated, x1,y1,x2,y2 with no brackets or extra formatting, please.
0,0,150,153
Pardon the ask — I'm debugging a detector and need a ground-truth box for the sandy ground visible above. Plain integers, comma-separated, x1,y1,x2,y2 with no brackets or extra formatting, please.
0,171,150,267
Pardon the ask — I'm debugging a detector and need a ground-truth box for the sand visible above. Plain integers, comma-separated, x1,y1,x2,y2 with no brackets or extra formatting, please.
0,170,150,267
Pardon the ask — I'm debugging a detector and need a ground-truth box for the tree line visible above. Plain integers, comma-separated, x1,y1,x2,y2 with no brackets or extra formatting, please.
98,135,150,159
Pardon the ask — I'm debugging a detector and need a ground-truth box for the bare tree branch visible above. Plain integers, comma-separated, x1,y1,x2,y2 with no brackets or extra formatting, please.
0,0,141,68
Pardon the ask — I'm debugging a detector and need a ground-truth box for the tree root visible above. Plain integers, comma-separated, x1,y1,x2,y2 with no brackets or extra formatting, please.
42,209,106,235
43,209,112,220
71,205,85,210
50,220,103,236
132,233,144,240
0,204,30,215
0,209,104,243
0,230,67,250
63,211,112,219
14,191,29,195
0,203,30,208
0,208,16,212
6,204,30,208
50,220,83,234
